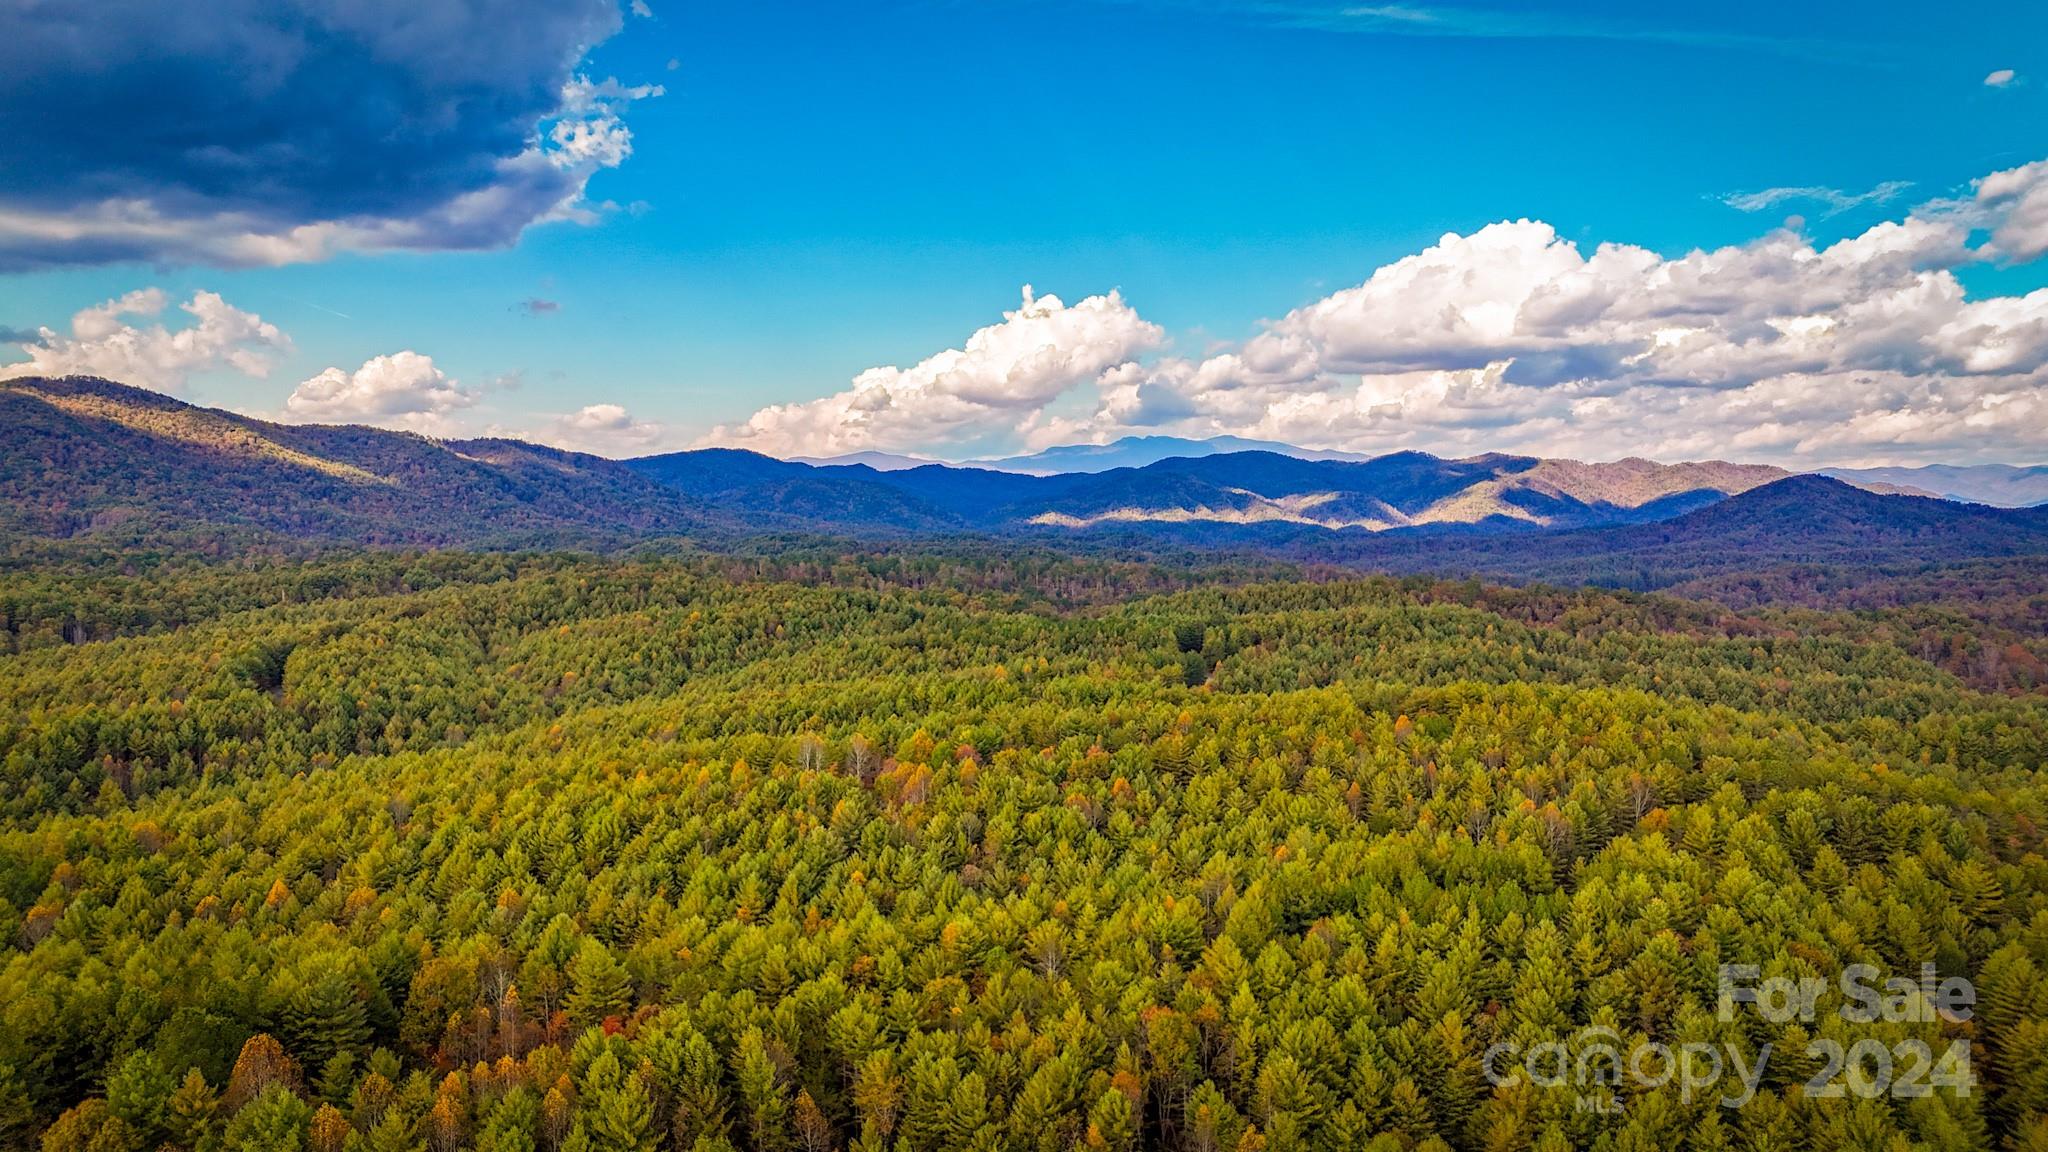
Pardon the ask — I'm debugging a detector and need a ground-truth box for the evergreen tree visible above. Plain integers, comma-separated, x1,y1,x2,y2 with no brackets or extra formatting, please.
166,1068,223,1151
103,1050,174,1147
580,1051,655,1152
283,955,372,1074
220,1084,313,1152
564,942,633,1033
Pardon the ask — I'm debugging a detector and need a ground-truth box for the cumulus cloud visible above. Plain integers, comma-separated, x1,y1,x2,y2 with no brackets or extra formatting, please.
709,157,2048,467
0,1,662,270
0,288,289,391
537,403,668,454
1720,180,1914,217
1976,160,2048,263
1063,163,2048,465
1986,68,2017,87
698,287,1164,457
285,352,476,434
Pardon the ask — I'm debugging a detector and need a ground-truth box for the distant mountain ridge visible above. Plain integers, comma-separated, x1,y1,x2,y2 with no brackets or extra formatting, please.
626,445,1792,535
1271,473,2048,590
1823,463,2048,507
869,433,2046,505
789,449,940,471
7,378,2046,593
964,434,1373,474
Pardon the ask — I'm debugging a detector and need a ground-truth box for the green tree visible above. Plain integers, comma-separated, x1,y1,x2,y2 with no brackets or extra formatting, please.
104,1050,175,1146
581,1050,655,1152
221,1084,312,1152
282,955,372,1073
565,942,633,1032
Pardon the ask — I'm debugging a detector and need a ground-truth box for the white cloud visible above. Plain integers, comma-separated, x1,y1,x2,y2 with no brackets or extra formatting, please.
548,77,665,172
1719,180,1913,217
1985,68,2017,87
1976,159,2048,263
699,287,1163,457
1064,162,2048,466
536,402,667,454
285,351,476,435
709,156,2048,467
0,288,288,391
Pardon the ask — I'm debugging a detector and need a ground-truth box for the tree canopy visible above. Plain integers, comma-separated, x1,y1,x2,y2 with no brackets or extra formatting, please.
3,550,2044,1151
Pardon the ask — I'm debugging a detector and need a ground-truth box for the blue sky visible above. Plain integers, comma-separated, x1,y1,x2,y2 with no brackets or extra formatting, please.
1,0,2044,465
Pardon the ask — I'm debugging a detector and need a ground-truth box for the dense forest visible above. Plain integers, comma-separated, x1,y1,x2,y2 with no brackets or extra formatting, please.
2,547,2046,1152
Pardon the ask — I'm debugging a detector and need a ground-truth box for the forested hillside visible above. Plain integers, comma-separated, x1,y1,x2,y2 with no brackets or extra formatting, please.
0,379,727,549
3,550,2046,1151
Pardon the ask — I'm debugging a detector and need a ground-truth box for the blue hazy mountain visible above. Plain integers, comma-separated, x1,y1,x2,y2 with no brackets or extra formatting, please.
964,435,1373,474
1823,463,2048,507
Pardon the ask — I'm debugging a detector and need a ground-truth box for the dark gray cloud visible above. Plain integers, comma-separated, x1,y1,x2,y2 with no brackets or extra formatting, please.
0,0,644,269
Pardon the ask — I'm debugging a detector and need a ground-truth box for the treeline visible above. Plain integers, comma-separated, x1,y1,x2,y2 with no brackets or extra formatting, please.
1668,558,2048,695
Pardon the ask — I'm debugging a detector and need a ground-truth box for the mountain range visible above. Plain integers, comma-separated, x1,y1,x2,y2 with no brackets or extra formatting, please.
7,377,2048,598
791,435,1357,473
629,447,1796,535
1820,463,2048,507
1229,472,2048,591
796,433,2048,506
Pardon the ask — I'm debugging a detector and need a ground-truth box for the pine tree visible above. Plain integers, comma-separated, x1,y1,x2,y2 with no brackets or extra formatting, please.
1686,1110,1731,1152
946,1073,995,1150
0,1063,33,1152
565,941,634,1032
1324,1100,1371,1151
221,1083,313,1152
284,955,372,1074
315,1052,359,1106
1008,1057,1075,1152
1951,860,2006,928
104,1049,175,1146
1085,1085,1135,1152
2010,1115,2048,1152
582,1050,656,1152
477,1086,542,1152
166,1067,223,1151
365,1107,424,1152
733,1029,789,1152
1252,1053,1324,1135
671,1033,731,1148
1185,1080,1245,1152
